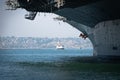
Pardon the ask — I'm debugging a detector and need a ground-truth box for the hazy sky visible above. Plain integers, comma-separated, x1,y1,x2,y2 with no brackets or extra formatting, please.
0,0,80,38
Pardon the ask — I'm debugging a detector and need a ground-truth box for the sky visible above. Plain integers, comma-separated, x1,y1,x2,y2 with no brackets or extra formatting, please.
0,0,81,38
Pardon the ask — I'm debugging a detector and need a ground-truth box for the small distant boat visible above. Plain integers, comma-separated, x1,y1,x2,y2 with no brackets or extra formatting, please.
56,41,64,50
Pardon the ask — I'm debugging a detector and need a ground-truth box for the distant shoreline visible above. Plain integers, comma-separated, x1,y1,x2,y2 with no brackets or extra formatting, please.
0,48,93,50
0,37,93,49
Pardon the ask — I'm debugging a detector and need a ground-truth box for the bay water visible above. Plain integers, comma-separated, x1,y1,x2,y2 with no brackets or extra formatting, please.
0,49,120,80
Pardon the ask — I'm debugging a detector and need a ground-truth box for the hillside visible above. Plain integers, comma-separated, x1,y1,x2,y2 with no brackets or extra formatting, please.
0,37,92,49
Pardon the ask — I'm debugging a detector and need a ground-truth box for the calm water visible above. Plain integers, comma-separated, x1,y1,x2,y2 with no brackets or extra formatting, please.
0,49,92,62
0,49,120,80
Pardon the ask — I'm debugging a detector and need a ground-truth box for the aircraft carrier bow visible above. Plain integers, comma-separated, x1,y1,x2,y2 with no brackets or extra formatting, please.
6,0,120,57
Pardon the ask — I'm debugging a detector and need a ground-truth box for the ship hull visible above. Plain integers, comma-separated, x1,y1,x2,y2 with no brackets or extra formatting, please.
56,48,64,50
9,0,120,56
